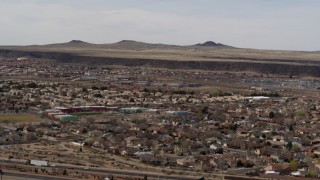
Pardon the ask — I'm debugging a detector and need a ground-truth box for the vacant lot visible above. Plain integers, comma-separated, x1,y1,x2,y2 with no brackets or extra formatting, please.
0,114,45,123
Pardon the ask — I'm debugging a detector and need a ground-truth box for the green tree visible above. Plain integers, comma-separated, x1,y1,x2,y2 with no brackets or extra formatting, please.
308,168,318,177
8,155,13,161
27,82,38,88
236,160,244,167
36,129,44,137
269,111,275,119
100,86,107,91
290,159,298,171
303,156,313,166
289,124,294,131
81,128,88,134
202,107,209,114
82,87,88,93
292,144,300,152
244,160,254,168
286,141,293,150
91,86,99,90
230,123,238,131
62,169,67,175
94,93,103,98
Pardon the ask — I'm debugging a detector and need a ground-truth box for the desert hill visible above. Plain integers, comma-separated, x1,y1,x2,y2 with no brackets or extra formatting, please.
194,41,232,48
0,40,320,77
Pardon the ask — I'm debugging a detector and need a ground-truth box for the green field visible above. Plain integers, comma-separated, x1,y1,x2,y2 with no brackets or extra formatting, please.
0,114,45,123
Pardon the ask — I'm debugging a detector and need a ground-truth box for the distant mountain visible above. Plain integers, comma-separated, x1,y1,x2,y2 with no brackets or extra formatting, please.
66,40,91,45
112,40,156,47
68,40,87,44
109,40,184,50
22,40,182,50
195,41,233,48
114,40,145,45
27,40,94,49
7,40,233,50
1,40,320,77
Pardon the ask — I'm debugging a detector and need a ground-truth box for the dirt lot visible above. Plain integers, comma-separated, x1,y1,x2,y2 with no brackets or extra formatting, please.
0,114,46,123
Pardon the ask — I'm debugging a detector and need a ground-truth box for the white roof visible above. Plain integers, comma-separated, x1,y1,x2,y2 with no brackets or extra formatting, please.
291,171,301,176
265,170,279,174
245,96,270,100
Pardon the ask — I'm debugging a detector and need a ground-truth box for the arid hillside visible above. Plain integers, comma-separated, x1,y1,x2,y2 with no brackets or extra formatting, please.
1,40,320,77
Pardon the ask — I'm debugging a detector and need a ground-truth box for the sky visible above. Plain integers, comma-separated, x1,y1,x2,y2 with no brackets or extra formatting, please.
0,0,319,51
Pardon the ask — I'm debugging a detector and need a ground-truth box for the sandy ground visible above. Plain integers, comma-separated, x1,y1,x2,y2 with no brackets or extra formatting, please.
1,175,40,180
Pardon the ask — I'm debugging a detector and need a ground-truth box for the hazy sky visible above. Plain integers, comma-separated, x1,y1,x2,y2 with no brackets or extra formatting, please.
0,0,319,50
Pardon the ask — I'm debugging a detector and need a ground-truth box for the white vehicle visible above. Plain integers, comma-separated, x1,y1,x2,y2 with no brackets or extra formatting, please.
265,170,280,175
30,160,49,167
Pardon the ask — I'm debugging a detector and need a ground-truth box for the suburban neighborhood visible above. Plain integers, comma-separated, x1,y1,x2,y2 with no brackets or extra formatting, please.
0,57,320,179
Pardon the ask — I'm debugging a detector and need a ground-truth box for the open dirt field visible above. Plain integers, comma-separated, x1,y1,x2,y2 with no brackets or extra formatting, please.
0,114,45,123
